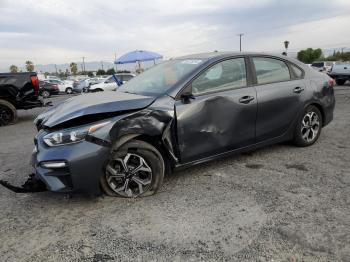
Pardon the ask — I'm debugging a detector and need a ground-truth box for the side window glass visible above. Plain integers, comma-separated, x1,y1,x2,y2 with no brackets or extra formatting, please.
192,58,246,95
253,57,290,84
290,64,303,79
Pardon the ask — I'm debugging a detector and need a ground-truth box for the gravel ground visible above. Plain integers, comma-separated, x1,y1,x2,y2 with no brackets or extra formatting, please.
0,87,349,262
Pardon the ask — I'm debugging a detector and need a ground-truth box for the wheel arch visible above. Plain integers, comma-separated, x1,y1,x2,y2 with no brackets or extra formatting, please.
111,133,175,175
304,102,325,126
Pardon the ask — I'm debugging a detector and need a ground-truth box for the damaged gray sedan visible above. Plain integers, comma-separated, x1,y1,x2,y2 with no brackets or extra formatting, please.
32,52,335,197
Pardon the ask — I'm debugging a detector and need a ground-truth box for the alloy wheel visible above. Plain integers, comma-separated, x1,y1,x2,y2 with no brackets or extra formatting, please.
105,153,152,197
0,105,14,126
301,111,320,143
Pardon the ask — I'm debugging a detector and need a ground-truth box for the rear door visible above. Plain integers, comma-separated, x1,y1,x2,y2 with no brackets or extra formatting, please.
252,56,306,142
175,57,257,163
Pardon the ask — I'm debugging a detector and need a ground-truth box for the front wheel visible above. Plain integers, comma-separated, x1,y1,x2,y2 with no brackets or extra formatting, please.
293,105,323,147
100,140,165,197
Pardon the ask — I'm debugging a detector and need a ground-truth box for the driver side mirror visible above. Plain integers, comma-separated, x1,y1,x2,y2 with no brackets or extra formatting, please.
181,92,195,103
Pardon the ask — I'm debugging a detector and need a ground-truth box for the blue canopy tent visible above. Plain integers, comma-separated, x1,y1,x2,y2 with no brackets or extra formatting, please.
114,50,163,71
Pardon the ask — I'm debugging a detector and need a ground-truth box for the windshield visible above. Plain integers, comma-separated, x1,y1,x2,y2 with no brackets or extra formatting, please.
118,59,204,95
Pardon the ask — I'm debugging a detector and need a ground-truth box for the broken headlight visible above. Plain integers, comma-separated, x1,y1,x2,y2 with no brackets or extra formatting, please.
43,121,110,147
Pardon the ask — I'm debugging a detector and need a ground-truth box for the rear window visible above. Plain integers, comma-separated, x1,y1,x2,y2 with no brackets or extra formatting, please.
290,64,303,79
253,57,290,84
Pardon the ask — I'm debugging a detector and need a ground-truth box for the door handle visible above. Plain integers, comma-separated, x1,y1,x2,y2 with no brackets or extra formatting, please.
239,96,255,104
293,87,304,94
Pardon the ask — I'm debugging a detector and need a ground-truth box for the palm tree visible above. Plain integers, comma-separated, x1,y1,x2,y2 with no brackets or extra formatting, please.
9,65,18,73
70,62,78,75
25,61,34,72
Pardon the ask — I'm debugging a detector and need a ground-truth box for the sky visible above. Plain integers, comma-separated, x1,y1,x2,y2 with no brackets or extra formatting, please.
1,0,350,71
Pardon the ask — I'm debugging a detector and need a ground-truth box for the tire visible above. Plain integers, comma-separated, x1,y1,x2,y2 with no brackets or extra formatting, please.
100,140,165,197
335,79,346,86
65,87,73,94
293,105,323,147
0,99,17,126
42,90,50,98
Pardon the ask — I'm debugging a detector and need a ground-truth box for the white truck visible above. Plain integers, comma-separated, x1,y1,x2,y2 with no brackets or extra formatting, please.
328,63,350,86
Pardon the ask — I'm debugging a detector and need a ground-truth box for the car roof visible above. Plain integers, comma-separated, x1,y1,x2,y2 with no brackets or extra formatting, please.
175,51,289,60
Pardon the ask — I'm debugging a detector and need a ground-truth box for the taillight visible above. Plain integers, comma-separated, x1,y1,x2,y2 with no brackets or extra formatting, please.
31,75,39,95
327,79,334,88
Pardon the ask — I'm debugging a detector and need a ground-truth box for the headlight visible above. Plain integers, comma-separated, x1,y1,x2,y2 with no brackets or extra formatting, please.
43,121,110,147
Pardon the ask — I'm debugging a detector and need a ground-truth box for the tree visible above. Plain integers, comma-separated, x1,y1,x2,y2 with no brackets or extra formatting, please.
325,51,350,62
25,61,34,72
9,65,18,73
96,69,106,75
106,68,116,75
70,62,78,75
87,71,94,77
297,48,323,64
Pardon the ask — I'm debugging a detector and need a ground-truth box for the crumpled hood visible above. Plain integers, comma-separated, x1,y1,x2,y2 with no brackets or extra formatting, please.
39,91,155,128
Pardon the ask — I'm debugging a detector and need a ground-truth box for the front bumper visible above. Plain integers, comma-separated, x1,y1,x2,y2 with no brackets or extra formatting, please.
31,131,110,194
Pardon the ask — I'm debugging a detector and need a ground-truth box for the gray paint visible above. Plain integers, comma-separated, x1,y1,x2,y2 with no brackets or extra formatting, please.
32,52,335,194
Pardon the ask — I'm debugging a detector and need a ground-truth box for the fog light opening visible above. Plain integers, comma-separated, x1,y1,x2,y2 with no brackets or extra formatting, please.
41,161,67,169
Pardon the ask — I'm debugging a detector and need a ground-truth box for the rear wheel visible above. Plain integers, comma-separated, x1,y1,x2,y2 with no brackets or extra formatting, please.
65,87,73,94
0,99,17,126
100,140,165,197
293,105,322,147
335,79,346,86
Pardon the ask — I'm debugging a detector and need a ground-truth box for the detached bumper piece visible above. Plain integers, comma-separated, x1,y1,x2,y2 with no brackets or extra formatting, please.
0,173,47,193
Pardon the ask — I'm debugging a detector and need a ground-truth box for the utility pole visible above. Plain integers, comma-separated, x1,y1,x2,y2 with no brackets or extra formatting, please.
101,61,104,70
82,57,86,75
237,33,244,52
54,64,58,75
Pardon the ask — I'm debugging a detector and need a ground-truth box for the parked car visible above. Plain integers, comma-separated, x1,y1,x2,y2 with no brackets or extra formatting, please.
328,63,350,86
63,79,74,88
87,75,119,92
44,79,73,94
115,73,135,84
39,81,60,98
73,79,89,93
0,72,44,125
311,61,335,73
72,79,80,89
32,52,335,197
